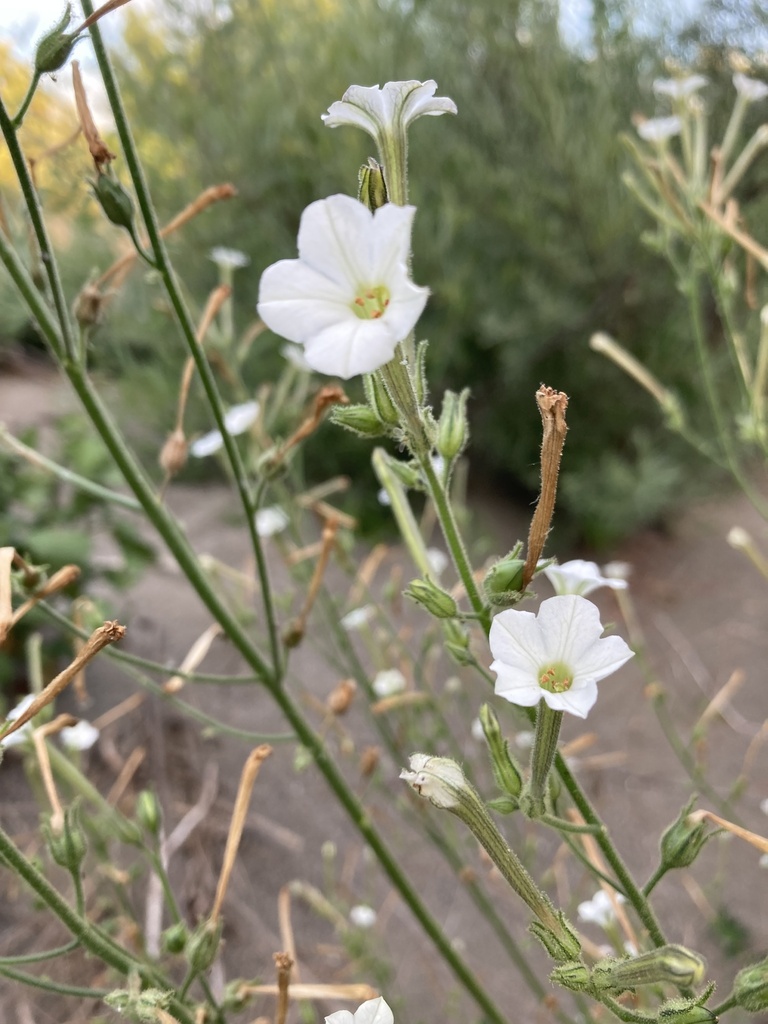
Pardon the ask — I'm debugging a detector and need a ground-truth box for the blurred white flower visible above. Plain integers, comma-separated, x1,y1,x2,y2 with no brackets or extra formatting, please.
426,547,449,578
60,720,100,752
544,559,628,597
471,717,485,741
760,797,768,816
372,669,406,697
209,247,250,269
653,75,708,99
489,595,634,719
431,454,446,478
578,889,626,928
376,487,392,507
761,853,768,868
637,116,682,143
322,80,457,147
341,605,376,631
602,561,632,582
733,73,768,103
190,401,260,457
326,997,393,1024
280,343,312,371
514,730,535,749
349,904,377,929
255,506,289,538
0,694,35,749
258,194,429,379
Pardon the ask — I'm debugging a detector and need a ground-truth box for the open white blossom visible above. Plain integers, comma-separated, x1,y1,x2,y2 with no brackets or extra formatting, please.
733,73,768,103
578,889,626,928
0,694,36,750
372,669,407,697
349,904,377,929
544,559,628,597
258,195,429,379
653,75,708,100
341,605,376,631
326,997,393,1024
60,720,100,752
322,80,457,146
209,247,250,269
426,547,449,578
255,506,289,538
190,401,260,458
637,116,682,143
489,595,634,718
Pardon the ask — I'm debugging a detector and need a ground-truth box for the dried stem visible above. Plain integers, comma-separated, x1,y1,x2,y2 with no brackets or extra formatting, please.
522,386,569,588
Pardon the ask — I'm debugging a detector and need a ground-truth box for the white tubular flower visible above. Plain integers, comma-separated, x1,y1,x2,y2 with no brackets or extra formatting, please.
190,400,260,457
489,595,634,719
209,247,250,270
322,80,457,145
60,720,100,751
733,72,768,103
578,889,626,928
326,997,393,1024
257,195,429,379
637,115,682,143
544,559,628,597
255,506,289,538
372,668,407,697
653,75,708,100
399,753,466,810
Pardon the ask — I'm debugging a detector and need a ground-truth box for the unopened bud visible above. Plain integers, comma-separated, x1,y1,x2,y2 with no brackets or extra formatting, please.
436,388,469,462
660,797,712,870
400,753,467,810
591,945,707,994
330,403,386,438
358,157,388,212
91,173,135,232
550,961,591,992
73,282,105,328
161,921,189,955
484,553,526,605
43,804,87,873
159,429,188,477
186,919,222,975
327,679,356,715
364,372,400,426
478,703,522,798
35,5,78,75
733,956,768,1012
104,987,173,1021
404,577,457,619
136,790,161,837
658,999,717,1024
359,746,381,777
443,620,474,666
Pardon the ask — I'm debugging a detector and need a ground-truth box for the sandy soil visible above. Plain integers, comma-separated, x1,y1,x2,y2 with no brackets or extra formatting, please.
0,359,766,1024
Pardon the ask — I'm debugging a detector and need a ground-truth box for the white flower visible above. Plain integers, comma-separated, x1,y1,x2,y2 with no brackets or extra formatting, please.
280,343,312,371
60,720,99,751
637,116,682,143
322,80,457,145
733,73,768,103
653,75,708,100
514,730,535,749
578,889,626,928
349,904,377,929
257,195,429,379
190,401,260,458
209,246,250,269
544,559,628,597
426,547,449,578
489,595,634,719
255,506,289,538
1,694,36,749
372,669,407,697
326,997,393,1024
471,717,485,741
400,753,465,810
602,561,632,582
341,605,376,631
376,487,392,507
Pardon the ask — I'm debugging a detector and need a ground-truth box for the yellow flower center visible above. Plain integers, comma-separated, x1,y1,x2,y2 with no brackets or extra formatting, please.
538,661,573,694
352,284,391,320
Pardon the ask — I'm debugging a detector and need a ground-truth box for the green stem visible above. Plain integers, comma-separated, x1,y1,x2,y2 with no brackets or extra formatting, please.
711,993,738,1016
0,963,108,1000
642,863,668,897
0,940,78,964
528,704,563,811
11,72,41,128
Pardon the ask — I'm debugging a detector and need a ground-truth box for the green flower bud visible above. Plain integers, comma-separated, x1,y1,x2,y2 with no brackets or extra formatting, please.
34,5,78,75
413,339,430,407
330,403,386,438
104,986,173,1022
591,945,707,994
443,620,474,667
358,157,388,212
436,388,469,462
43,804,87,873
404,577,457,619
478,703,523,799
91,173,136,232
483,551,527,607
222,979,250,1013
186,918,223,976
136,790,161,837
733,956,768,1012
161,922,189,955
385,456,421,490
550,960,591,992
530,914,582,963
660,797,712,870
658,997,717,1023
364,372,400,426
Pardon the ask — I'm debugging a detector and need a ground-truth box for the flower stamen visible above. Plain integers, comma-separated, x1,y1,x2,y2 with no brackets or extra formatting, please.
538,661,573,694
352,284,391,321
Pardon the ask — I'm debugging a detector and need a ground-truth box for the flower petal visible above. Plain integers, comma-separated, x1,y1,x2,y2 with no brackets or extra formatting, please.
492,666,545,707
369,203,418,276
303,318,397,378
571,634,635,684
535,595,605,664
396,79,458,122
489,608,547,671
542,679,598,718
257,259,351,343
298,194,375,285
353,997,394,1024
325,1012,355,1024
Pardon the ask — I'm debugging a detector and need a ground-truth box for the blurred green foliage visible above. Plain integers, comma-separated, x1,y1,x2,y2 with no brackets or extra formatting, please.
4,0,767,543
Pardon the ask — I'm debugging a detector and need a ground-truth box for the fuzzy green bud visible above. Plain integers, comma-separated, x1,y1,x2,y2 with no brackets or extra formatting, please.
658,998,717,1024
358,157,388,212
330,403,386,438
529,914,582,963
660,798,712,870
91,173,136,232
591,945,707,994
436,388,469,462
161,922,189,955
550,960,591,992
136,790,161,837
384,456,421,490
404,577,457,619
43,804,87,873
104,987,173,1022
478,703,522,799
364,372,400,426
483,551,526,606
733,957,768,1012
442,620,474,667
186,918,223,975
34,5,78,75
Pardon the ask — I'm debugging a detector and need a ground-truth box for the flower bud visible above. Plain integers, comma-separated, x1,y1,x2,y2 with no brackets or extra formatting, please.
436,388,469,462
43,804,87,873
483,552,526,606
384,455,421,490
186,919,223,976
330,403,386,438
660,797,712,870
104,987,173,1021
550,961,591,992
657,999,717,1023
73,282,105,328
159,429,188,477
733,957,768,1012
136,790,161,837
413,339,430,407
91,173,136,233
404,577,457,619
591,945,707,994
358,157,388,212
364,371,400,426
161,921,189,955
478,703,523,798
34,5,78,75
400,753,466,810
530,915,582,963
